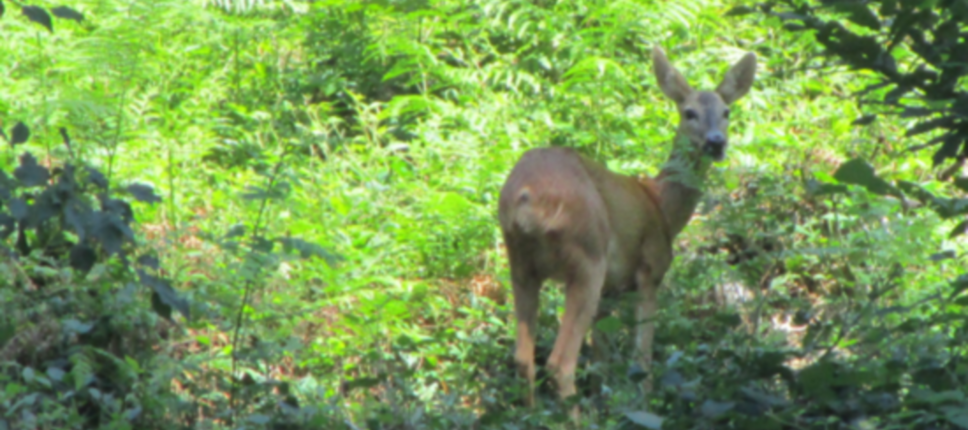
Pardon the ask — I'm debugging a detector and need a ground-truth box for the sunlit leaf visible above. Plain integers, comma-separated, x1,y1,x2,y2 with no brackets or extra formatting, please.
594,316,622,333
833,158,896,196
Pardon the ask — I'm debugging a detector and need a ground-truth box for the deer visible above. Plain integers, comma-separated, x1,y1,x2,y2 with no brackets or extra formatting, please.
497,46,757,419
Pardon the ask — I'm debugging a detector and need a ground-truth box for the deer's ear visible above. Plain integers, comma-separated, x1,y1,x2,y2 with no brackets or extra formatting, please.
652,46,693,105
716,52,757,105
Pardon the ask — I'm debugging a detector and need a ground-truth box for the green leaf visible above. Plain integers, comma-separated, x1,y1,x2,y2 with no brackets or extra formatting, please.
46,367,65,382
21,5,52,32
138,269,190,320
725,5,755,16
8,198,28,220
833,158,896,195
595,316,622,333
50,6,83,22
701,400,736,418
137,254,160,270
624,411,664,429
930,250,957,261
836,2,881,30
954,177,968,193
799,360,836,401
10,122,29,146
69,244,97,274
14,152,49,187
950,274,968,300
805,179,847,196
151,291,172,320
852,114,876,125
907,117,954,137
942,405,968,429
950,220,968,238
933,135,963,166
0,321,15,349
276,237,342,266
126,183,162,204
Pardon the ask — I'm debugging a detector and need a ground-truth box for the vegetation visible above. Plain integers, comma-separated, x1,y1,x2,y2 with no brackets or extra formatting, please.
0,0,965,428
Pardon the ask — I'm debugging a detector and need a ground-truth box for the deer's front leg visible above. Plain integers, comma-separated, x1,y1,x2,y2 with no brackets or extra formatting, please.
634,272,659,395
634,247,670,397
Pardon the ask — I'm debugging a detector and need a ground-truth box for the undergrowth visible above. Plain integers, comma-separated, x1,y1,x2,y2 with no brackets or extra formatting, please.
1,0,966,428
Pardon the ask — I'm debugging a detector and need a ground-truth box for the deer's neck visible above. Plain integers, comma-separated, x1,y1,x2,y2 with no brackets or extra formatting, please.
654,135,711,238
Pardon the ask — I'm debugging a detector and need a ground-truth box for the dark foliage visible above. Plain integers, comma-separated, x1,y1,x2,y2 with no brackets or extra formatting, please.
735,0,968,171
1,124,187,318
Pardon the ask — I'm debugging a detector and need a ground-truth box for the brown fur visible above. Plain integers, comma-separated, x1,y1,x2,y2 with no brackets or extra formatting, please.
498,46,757,420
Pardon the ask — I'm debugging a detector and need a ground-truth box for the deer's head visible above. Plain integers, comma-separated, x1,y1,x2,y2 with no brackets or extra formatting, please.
652,46,757,162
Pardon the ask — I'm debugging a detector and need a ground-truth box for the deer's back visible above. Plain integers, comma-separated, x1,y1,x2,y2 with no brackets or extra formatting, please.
499,147,667,289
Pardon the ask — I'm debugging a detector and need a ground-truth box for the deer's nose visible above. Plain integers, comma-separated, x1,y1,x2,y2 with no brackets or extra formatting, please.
705,131,726,148
704,131,726,160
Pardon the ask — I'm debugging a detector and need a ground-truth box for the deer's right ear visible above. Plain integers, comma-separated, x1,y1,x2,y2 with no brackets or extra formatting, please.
652,46,692,105
716,52,757,105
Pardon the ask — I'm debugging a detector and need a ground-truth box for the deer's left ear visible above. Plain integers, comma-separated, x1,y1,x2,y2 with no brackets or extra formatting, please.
653,46,694,105
716,52,757,105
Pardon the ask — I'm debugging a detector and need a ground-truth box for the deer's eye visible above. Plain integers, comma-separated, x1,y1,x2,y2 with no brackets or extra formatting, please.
684,109,699,120
723,109,730,119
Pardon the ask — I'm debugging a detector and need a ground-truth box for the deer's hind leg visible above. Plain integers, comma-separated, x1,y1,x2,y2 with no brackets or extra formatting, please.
508,243,543,408
546,244,607,420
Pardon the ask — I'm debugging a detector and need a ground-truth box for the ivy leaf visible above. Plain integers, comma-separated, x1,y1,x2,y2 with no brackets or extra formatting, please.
933,135,963,167
92,212,131,256
955,177,968,193
126,183,162,204
10,122,29,146
85,167,108,190
69,244,97,274
14,152,49,187
150,292,172,320
701,400,736,418
59,128,72,153
0,171,11,200
0,214,15,240
595,316,623,334
139,269,189,320
276,237,341,265
101,197,134,223
725,5,755,16
852,114,877,126
224,224,246,239
22,5,53,33
137,254,160,270
833,158,896,196
64,201,90,240
9,198,28,221
950,220,968,239
50,6,83,22
930,250,957,261
900,106,934,118
624,411,664,429
907,117,955,137
834,2,881,30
